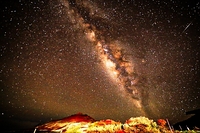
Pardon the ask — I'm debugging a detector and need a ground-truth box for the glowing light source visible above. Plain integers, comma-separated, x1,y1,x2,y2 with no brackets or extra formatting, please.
105,59,115,69
86,30,96,42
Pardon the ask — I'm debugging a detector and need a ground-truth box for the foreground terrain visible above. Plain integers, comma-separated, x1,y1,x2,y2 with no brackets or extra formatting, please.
33,113,199,133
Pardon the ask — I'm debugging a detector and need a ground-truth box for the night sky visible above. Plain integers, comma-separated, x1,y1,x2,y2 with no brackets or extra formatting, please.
1,0,200,130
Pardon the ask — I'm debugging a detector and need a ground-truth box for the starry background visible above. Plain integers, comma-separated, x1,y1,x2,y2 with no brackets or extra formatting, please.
0,0,200,131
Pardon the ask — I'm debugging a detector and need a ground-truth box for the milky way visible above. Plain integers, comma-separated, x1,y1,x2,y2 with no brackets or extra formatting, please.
59,0,148,108
1,0,200,130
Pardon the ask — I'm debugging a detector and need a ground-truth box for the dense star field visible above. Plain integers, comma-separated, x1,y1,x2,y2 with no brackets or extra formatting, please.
0,0,200,131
